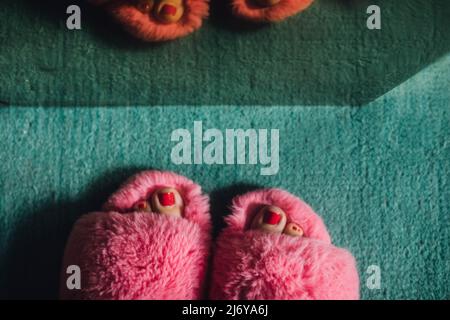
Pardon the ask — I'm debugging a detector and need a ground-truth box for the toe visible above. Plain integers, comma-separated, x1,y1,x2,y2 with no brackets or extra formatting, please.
151,187,184,217
154,0,184,24
251,205,287,234
283,222,304,237
132,199,152,212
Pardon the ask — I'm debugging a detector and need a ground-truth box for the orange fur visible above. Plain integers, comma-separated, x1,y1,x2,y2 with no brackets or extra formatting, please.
232,0,314,22
90,0,209,42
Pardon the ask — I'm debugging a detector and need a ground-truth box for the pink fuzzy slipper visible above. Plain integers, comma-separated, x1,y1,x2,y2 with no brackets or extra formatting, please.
231,0,314,22
210,189,359,300
60,170,211,299
90,0,209,42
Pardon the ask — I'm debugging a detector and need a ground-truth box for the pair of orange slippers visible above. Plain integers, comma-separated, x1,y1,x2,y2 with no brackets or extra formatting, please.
89,0,315,42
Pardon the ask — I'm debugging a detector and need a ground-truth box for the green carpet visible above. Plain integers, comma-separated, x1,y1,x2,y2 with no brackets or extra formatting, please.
1,0,449,106
1,55,449,299
0,0,449,300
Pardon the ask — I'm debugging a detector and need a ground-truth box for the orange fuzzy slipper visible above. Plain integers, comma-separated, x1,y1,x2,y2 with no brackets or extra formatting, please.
231,0,314,22
90,0,209,42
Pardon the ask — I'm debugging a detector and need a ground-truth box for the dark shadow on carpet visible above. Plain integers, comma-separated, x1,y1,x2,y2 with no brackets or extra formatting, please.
0,166,147,299
209,183,262,238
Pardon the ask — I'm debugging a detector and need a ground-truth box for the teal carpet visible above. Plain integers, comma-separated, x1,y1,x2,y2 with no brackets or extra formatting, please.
0,0,449,300
1,56,449,299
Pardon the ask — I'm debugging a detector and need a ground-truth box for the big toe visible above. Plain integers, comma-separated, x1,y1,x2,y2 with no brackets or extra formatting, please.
154,0,185,24
150,187,184,218
251,205,287,234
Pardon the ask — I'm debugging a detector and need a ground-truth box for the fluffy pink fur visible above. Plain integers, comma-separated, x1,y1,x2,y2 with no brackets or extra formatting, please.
60,170,211,300
210,188,359,300
232,0,314,22
103,170,210,231
90,0,209,42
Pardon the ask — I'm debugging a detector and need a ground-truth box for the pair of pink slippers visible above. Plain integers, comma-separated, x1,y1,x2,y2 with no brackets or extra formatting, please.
60,170,359,300
89,0,315,42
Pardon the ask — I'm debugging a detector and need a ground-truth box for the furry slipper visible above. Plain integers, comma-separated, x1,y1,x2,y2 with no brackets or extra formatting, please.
60,170,211,300
231,0,314,22
89,0,209,42
210,188,359,300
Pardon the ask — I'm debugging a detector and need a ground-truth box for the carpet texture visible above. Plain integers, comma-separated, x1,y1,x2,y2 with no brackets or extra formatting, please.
0,0,449,106
0,0,449,300
0,54,449,299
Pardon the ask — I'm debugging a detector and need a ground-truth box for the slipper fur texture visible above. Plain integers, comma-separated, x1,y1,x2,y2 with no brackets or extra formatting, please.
89,0,209,42
60,170,211,300
210,188,359,300
232,0,315,22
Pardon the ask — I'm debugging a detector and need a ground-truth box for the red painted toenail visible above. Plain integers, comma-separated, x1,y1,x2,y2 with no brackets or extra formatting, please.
161,4,177,16
263,211,282,225
134,200,149,210
136,201,147,209
158,192,176,206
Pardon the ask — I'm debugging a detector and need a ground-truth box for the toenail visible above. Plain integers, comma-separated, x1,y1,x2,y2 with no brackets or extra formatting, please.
263,210,282,225
158,192,176,206
161,4,177,16
134,200,150,211
154,1,184,23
